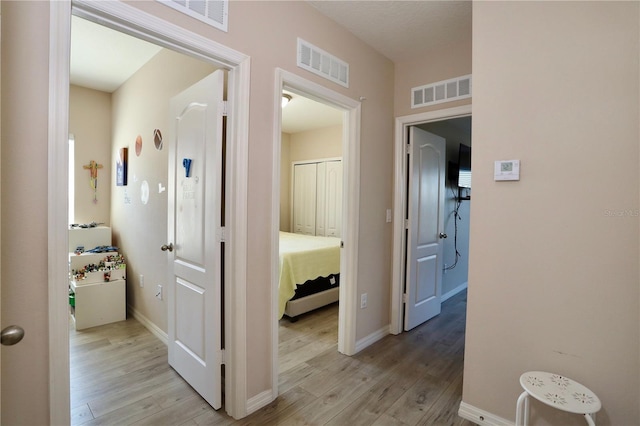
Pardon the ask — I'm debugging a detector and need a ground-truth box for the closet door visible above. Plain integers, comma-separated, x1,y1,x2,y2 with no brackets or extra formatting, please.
315,162,327,236
325,160,342,237
293,163,317,235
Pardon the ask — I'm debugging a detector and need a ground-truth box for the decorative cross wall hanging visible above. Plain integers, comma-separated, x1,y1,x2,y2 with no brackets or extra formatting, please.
83,160,104,203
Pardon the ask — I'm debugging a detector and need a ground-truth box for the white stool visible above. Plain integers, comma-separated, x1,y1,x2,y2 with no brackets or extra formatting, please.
516,371,601,426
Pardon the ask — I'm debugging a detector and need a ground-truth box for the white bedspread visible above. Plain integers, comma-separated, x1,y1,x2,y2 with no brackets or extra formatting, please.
279,231,340,318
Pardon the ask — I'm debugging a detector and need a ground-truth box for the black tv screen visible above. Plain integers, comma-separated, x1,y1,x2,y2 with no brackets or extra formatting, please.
458,144,471,188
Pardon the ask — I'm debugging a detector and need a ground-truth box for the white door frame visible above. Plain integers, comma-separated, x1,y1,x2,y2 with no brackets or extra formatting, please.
271,68,361,392
48,1,250,422
390,104,472,335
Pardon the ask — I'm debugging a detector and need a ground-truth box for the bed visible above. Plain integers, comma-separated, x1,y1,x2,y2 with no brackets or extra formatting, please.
279,231,341,320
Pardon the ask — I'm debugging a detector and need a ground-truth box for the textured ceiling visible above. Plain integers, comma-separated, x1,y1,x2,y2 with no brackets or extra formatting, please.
307,1,472,63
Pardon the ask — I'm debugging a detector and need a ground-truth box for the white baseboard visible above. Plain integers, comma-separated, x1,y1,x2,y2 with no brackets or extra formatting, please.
246,389,275,415
355,325,389,353
458,401,514,426
128,305,168,345
442,281,468,302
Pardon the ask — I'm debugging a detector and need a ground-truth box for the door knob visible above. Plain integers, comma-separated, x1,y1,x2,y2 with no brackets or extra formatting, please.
1,325,25,346
439,233,448,239
161,243,174,252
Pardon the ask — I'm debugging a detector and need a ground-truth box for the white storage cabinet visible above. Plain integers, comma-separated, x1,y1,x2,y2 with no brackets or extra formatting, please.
68,227,126,330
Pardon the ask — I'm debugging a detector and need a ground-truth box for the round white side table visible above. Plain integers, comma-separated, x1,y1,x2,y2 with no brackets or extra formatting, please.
515,371,601,426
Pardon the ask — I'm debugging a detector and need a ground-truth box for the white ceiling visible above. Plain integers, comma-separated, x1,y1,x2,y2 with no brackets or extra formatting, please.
70,1,471,133
70,16,162,93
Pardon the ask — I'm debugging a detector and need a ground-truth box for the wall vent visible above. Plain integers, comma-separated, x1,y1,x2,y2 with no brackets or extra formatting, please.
411,75,472,108
158,0,228,32
297,38,349,88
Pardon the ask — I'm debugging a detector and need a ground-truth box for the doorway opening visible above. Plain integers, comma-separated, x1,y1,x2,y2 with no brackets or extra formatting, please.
270,69,361,395
50,2,251,422
391,105,472,334
277,89,343,378
67,12,227,418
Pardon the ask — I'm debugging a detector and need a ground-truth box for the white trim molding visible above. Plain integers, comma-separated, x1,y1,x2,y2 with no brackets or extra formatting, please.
442,281,468,303
271,68,361,398
458,401,514,426
128,305,169,345
50,0,250,420
245,389,276,416
390,104,472,335
49,2,72,425
355,325,389,353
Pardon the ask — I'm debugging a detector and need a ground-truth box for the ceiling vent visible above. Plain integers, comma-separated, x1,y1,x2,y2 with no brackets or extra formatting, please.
158,0,228,32
411,75,472,108
297,38,349,88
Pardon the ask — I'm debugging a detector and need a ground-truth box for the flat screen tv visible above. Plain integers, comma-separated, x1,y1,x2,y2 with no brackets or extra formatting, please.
457,144,471,188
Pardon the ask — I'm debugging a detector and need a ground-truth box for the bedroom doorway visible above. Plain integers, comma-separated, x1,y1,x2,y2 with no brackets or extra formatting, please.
277,88,343,376
391,105,472,335
270,69,361,394
49,2,251,422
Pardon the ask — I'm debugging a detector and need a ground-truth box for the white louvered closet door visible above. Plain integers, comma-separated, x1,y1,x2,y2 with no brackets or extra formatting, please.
292,160,342,238
324,160,342,237
293,163,317,235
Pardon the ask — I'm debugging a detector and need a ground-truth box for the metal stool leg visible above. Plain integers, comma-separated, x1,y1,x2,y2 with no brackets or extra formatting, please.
516,391,529,426
584,413,596,426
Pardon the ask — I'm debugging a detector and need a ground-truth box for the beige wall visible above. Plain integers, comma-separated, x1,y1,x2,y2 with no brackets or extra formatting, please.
1,2,50,424
289,125,342,162
465,2,639,425
394,37,472,117
110,49,217,332
280,132,291,231
69,85,112,226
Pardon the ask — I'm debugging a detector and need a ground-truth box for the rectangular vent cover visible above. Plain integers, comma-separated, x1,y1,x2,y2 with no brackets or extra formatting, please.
159,0,228,32
411,75,472,108
297,38,349,88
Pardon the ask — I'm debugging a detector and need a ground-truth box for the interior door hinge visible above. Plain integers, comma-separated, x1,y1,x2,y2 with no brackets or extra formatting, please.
217,227,226,242
402,293,408,303
405,143,411,155
220,348,226,364
404,219,409,229
221,100,228,116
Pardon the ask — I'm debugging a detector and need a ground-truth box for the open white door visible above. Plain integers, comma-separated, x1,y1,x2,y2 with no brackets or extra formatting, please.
404,127,446,331
166,70,225,409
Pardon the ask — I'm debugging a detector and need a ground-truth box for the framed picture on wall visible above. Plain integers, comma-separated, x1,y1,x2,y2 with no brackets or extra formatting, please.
116,147,128,186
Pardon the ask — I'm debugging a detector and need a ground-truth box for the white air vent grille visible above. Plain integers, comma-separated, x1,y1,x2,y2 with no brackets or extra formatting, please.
297,38,349,88
412,75,472,108
159,0,228,32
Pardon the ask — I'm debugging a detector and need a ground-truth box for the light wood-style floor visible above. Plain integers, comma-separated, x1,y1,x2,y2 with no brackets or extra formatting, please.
70,290,473,425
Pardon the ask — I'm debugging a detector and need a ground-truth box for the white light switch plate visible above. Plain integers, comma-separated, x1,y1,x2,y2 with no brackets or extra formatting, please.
494,160,520,181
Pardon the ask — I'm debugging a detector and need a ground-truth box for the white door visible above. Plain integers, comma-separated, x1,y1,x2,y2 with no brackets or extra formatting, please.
404,127,446,331
324,160,343,237
293,163,317,235
167,70,225,409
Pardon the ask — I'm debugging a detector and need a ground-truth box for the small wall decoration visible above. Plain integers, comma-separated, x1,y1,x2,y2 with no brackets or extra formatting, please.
154,129,163,151
140,180,150,205
116,148,128,186
135,135,143,156
83,160,103,203
183,158,193,177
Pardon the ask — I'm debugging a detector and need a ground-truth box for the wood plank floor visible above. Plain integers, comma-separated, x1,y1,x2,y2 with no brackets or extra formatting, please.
70,290,473,425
